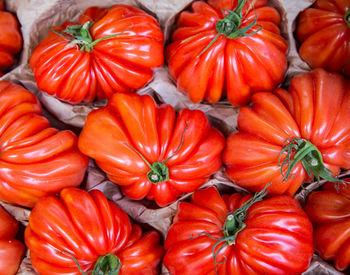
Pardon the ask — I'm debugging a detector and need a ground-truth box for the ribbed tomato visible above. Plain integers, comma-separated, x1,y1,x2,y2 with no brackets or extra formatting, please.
78,93,225,207
164,186,313,274
0,81,88,207
223,68,350,196
304,180,350,271
25,188,164,275
165,0,287,106
0,0,22,76
0,205,25,275
30,5,164,104
296,0,350,77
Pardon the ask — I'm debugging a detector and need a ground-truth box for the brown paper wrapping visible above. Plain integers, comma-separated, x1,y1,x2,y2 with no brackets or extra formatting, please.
1,0,347,274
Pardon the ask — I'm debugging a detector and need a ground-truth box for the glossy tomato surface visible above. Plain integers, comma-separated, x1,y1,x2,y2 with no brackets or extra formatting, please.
30,5,164,104
0,0,22,76
164,186,313,274
166,0,288,106
304,179,350,271
25,188,164,275
0,205,25,275
296,0,350,77
0,81,88,207
78,93,225,207
223,68,350,196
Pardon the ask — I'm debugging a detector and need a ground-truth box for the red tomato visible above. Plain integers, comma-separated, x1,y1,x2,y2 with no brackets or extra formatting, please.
0,205,25,275
0,0,22,76
304,179,350,271
78,93,225,207
0,81,88,207
164,186,313,274
296,0,350,77
30,5,164,104
25,188,164,275
165,0,288,106
223,68,350,196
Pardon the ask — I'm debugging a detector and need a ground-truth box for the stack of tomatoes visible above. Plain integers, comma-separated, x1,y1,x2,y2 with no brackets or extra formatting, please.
1,0,350,274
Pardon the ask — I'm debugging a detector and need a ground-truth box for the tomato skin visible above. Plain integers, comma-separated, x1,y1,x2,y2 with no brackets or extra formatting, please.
0,0,22,76
164,186,313,274
30,5,164,104
304,179,350,271
25,188,164,275
296,0,350,77
165,0,287,106
223,68,350,196
78,93,225,207
0,81,88,207
0,206,25,275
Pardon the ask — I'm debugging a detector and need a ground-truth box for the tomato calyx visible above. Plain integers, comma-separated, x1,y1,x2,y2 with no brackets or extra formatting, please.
147,161,169,183
124,143,169,184
92,254,121,275
51,21,130,52
345,9,350,28
191,184,270,274
216,0,260,39
59,251,121,275
222,212,245,245
216,184,270,273
198,0,262,57
278,137,347,190
223,183,270,244
125,121,188,184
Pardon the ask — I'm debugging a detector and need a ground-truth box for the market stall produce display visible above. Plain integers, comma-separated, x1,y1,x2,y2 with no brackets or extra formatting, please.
0,0,349,274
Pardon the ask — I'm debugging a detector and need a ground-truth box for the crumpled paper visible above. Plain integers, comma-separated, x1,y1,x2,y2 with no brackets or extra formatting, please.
1,0,347,274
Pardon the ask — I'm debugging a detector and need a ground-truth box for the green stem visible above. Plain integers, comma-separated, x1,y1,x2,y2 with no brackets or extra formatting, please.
60,251,87,274
90,34,123,47
197,0,262,57
345,9,350,28
342,9,350,73
223,183,270,244
53,21,131,52
92,254,121,275
190,183,271,275
163,121,189,163
278,138,348,190
234,0,246,15
125,143,168,184
59,252,121,275
147,161,169,184
124,121,189,184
